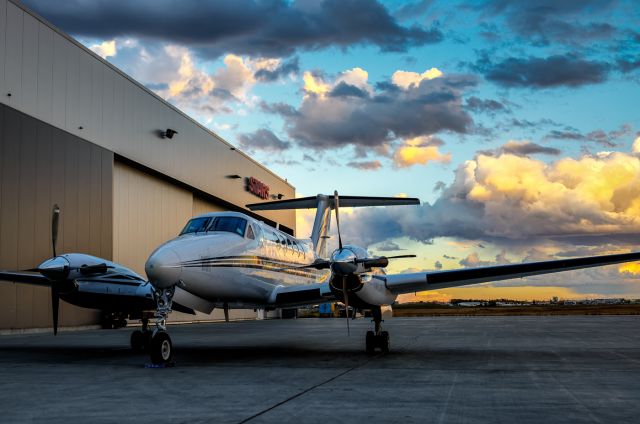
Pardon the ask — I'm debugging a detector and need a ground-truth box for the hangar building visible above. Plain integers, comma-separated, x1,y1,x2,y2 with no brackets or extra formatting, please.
0,0,296,330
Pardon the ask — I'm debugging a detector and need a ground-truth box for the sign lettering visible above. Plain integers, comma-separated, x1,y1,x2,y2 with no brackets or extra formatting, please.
246,177,270,200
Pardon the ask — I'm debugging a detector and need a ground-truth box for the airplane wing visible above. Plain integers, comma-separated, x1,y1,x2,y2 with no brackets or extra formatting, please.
0,270,51,287
382,251,640,294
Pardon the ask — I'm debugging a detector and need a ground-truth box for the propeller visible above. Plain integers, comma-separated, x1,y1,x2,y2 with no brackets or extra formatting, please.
26,205,112,335
276,190,416,334
333,191,352,334
50,205,61,335
52,204,59,257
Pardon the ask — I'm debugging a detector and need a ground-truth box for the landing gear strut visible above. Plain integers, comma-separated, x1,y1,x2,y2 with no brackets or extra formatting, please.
148,286,175,365
365,306,389,354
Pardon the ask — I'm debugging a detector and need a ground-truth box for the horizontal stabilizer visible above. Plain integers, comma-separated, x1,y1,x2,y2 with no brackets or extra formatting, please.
247,195,420,211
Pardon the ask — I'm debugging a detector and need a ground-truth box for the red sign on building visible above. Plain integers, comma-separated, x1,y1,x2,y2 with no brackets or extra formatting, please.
246,177,270,200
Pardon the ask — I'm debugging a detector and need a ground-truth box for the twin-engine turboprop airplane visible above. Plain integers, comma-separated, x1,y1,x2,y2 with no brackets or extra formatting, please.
0,205,194,349
141,192,640,365
3,193,640,365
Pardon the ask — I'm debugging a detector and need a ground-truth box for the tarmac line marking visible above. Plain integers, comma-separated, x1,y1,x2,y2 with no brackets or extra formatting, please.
549,373,603,424
237,354,382,423
437,372,458,424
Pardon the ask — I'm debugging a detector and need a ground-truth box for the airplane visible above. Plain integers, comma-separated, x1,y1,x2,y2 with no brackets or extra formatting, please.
0,205,195,350
3,192,640,365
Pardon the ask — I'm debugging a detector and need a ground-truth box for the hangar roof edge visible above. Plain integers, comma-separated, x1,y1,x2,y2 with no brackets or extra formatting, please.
9,0,295,191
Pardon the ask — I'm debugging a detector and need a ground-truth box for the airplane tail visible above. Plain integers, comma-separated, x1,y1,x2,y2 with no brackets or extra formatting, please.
247,194,420,258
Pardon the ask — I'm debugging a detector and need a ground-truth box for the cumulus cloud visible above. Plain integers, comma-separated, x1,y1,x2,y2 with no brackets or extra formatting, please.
24,0,443,58
393,136,451,168
475,54,610,88
545,124,632,148
342,148,640,249
106,41,282,116
465,96,507,114
374,241,406,252
617,56,640,73
347,160,382,171
632,135,640,154
265,67,475,150
391,67,443,89
459,251,510,268
485,140,561,157
237,129,291,152
470,0,620,46
254,57,300,82
90,39,116,59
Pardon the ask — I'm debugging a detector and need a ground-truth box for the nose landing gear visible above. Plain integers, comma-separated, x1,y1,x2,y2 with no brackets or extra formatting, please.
365,306,390,354
148,286,176,365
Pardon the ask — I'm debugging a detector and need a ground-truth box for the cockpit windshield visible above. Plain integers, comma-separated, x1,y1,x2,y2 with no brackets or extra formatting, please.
180,217,211,235
180,216,248,237
208,216,247,236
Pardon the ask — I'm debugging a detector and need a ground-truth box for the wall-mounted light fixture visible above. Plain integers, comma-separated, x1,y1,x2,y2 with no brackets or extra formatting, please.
160,128,178,139
225,174,242,179
272,193,284,200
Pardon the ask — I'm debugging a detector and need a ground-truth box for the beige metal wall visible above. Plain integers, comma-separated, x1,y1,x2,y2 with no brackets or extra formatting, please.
113,160,256,322
0,0,295,230
0,104,113,330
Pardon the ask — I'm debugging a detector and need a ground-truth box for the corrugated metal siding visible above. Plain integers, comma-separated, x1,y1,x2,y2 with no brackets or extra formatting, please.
0,0,295,230
0,103,113,329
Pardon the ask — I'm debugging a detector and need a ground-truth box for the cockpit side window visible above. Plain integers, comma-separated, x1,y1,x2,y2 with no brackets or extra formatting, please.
180,217,212,235
246,225,255,240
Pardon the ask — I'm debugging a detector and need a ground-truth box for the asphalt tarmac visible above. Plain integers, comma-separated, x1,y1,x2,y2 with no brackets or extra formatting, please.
1,316,639,423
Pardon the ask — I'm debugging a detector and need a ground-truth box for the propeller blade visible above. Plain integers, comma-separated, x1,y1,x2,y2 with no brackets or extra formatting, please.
342,276,350,336
51,285,59,336
334,190,343,250
51,204,60,257
357,254,417,268
275,259,331,272
385,254,417,259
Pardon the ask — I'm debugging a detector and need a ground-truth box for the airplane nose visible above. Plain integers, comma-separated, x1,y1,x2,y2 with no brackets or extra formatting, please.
145,248,182,289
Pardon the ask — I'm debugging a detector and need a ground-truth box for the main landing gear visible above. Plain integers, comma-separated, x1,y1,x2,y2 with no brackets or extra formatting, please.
148,286,176,365
129,317,153,352
365,306,389,354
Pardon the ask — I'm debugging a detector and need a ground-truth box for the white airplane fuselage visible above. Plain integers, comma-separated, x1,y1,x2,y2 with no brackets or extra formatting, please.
145,212,341,312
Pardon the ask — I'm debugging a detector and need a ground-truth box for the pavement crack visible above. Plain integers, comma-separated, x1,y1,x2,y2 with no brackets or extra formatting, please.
237,354,381,423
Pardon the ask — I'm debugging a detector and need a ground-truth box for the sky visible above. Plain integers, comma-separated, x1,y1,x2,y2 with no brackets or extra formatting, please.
23,0,640,301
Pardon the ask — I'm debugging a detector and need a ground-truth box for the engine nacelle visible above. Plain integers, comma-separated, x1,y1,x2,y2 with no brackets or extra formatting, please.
329,274,397,308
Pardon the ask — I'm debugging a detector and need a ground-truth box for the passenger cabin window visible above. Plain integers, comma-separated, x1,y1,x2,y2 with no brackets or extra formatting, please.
180,217,212,235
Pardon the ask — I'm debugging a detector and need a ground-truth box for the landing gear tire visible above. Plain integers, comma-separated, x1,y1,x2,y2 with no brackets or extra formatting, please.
365,330,390,353
130,330,145,351
149,331,173,365
380,331,390,353
366,331,375,354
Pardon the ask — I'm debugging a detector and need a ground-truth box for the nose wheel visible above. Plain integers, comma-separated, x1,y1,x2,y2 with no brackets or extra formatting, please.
149,331,173,364
365,306,390,354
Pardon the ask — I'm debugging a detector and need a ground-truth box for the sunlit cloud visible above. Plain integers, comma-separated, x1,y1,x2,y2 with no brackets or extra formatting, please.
303,72,331,96
393,136,451,168
392,67,443,89
90,39,116,59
